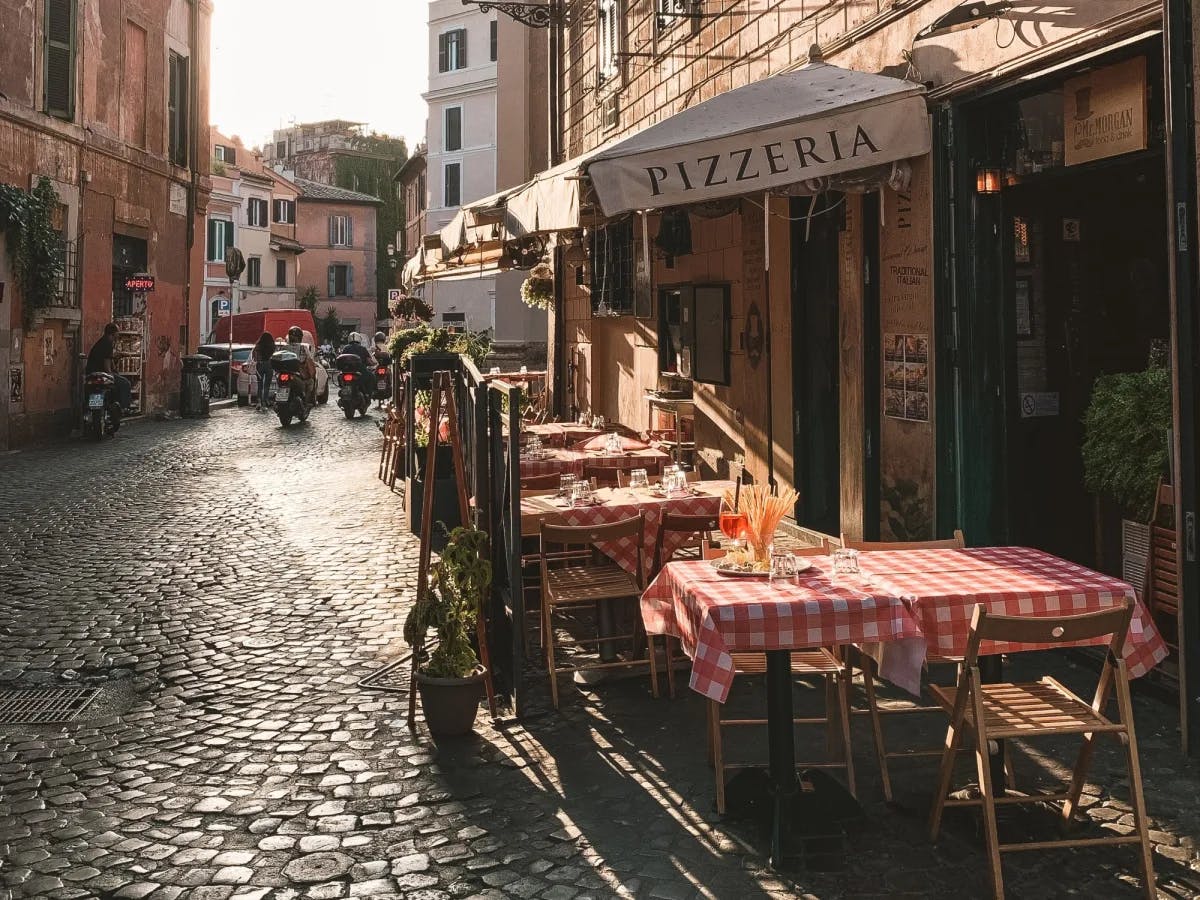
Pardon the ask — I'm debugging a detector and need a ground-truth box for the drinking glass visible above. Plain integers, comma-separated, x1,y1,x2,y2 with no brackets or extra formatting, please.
605,431,622,454
520,365,528,374
832,547,861,578
489,366,501,375
593,414,605,430
628,468,649,490
719,499,746,542
578,410,588,425
571,480,592,508
558,473,577,499
769,549,797,586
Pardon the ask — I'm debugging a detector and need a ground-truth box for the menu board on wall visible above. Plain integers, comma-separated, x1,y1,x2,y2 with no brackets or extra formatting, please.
884,333,929,422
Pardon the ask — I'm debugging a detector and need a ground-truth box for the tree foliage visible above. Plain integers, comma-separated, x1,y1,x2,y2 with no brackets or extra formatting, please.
298,285,319,314
0,177,64,325
318,307,342,346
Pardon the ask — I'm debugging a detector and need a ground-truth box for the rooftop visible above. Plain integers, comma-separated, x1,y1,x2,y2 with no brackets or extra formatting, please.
293,178,382,204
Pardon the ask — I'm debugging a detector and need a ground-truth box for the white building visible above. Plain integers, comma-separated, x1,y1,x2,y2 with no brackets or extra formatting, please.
419,0,545,362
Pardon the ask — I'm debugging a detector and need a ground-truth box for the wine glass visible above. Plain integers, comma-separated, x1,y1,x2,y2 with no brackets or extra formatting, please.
719,498,746,560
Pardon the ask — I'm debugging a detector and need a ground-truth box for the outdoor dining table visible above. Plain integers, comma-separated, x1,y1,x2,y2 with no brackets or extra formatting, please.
640,546,1168,870
519,446,671,480
521,480,735,574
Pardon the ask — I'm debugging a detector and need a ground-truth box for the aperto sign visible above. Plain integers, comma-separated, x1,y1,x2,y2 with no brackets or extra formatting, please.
124,273,155,292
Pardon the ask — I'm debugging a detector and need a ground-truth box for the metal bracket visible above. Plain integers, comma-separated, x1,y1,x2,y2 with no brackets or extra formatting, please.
460,0,563,28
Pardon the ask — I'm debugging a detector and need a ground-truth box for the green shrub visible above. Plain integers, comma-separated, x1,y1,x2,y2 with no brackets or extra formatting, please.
1081,365,1172,520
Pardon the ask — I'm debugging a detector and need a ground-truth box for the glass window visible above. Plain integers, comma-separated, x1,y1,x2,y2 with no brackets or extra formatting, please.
246,257,261,287
444,107,462,152
439,28,467,72
444,163,461,208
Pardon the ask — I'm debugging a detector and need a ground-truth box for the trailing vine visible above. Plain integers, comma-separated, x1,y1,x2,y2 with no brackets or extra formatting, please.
0,177,64,325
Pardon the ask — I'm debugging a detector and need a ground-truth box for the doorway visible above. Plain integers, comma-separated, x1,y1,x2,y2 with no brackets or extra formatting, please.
791,195,841,537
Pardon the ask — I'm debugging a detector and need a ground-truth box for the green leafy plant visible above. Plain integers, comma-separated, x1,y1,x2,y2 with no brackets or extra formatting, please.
388,323,492,371
0,178,64,325
520,263,554,311
389,292,434,322
318,307,342,345
1082,364,1172,521
403,526,491,678
298,286,319,314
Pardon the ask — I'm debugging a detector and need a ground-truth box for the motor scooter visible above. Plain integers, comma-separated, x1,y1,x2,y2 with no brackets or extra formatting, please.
82,372,122,440
270,350,313,427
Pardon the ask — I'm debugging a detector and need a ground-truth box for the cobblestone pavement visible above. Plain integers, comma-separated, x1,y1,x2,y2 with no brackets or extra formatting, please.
1,406,1199,899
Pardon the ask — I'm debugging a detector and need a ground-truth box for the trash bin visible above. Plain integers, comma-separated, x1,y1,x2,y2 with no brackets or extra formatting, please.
180,354,212,418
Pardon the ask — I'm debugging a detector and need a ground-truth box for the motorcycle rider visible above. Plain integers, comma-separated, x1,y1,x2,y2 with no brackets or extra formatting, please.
85,323,132,411
285,325,317,405
339,332,377,370
373,331,392,365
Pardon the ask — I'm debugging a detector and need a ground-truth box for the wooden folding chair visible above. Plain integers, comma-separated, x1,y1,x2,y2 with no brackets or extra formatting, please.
583,464,624,488
928,600,1154,900
841,529,967,802
540,515,653,708
705,545,858,814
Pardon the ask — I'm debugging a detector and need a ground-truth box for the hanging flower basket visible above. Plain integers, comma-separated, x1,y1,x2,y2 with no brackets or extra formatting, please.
520,264,554,311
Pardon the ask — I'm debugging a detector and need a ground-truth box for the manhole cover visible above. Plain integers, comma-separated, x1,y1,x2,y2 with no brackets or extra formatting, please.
358,656,412,695
0,687,102,725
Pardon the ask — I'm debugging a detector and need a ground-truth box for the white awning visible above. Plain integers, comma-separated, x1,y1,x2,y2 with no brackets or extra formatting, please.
587,61,930,216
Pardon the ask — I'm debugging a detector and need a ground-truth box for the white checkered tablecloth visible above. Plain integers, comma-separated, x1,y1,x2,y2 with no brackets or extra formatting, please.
856,546,1168,678
519,448,671,480
641,557,926,702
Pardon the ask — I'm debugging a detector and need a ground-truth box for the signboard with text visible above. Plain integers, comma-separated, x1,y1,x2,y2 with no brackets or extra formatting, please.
124,273,155,293
1065,57,1147,166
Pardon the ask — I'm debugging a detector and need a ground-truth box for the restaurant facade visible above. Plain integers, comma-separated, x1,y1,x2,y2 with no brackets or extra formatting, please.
424,0,1200,749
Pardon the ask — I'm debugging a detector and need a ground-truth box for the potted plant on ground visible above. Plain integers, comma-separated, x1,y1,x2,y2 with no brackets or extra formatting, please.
404,526,491,735
1082,354,1172,583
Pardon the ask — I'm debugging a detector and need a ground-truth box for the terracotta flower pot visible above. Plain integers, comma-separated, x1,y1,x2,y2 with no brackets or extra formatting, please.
415,666,485,736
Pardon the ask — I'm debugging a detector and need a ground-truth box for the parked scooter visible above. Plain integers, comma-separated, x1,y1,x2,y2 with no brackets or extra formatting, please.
270,350,312,427
82,372,122,440
335,353,372,419
373,350,392,407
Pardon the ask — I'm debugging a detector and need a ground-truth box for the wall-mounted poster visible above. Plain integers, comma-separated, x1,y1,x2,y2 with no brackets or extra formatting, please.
883,333,929,422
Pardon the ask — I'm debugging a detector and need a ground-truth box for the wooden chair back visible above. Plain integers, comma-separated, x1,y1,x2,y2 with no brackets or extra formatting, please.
841,529,966,552
583,464,624,488
653,513,720,577
541,514,646,587
520,473,561,492
961,600,1134,669
1147,480,1180,661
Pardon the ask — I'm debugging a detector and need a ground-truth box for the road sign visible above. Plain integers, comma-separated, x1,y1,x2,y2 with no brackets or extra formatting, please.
388,289,403,303
216,298,231,318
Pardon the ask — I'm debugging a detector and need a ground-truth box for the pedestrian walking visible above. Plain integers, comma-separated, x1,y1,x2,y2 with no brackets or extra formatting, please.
253,331,275,410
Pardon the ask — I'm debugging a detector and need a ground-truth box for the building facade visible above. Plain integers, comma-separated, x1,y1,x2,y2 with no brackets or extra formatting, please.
396,145,427,264
416,0,547,364
0,0,212,448
200,131,303,340
294,179,381,341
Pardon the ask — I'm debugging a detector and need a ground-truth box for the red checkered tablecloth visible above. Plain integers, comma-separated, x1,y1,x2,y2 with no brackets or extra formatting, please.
857,546,1168,678
519,448,670,480
554,486,726,577
641,557,926,703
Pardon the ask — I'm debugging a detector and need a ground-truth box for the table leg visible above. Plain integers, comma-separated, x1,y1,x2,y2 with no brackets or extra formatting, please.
979,655,1006,794
597,601,617,663
766,649,799,869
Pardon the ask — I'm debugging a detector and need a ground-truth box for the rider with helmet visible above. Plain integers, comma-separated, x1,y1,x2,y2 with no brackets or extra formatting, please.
339,332,377,369
286,325,318,404
373,331,392,366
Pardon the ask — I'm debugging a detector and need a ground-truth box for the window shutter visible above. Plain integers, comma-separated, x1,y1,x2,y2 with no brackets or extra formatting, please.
44,0,75,119
346,217,353,248
328,216,336,245
207,219,217,259
225,221,234,250
438,32,449,72
328,266,336,298
288,200,295,223
347,264,354,298
227,146,236,165
459,29,467,67
490,20,497,62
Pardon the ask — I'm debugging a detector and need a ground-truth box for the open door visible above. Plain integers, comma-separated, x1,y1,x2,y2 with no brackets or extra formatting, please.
791,195,841,537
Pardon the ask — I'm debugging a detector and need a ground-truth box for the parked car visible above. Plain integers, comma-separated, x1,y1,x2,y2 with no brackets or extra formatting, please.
210,309,320,345
197,343,255,400
238,339,328,406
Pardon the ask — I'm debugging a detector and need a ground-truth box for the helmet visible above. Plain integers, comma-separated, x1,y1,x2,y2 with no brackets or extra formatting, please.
287,326,303,343
349,332,364,344
374,331,386,344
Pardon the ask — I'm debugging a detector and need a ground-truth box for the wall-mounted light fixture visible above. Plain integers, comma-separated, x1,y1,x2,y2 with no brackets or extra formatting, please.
976,167,1002,195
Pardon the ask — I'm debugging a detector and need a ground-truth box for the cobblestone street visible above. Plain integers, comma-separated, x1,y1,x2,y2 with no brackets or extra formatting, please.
2,407,1200,900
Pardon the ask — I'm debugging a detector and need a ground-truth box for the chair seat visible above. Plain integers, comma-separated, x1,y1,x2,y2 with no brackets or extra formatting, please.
545,565,641,605
929,677,1121,739
730,649,842,676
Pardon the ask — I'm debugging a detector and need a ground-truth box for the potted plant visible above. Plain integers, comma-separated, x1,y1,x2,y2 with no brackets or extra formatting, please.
1081,358,1172,583
404,526,491,735
520,264,554,311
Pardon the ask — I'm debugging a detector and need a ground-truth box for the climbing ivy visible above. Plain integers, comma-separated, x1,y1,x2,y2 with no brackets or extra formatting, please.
0,178,64,325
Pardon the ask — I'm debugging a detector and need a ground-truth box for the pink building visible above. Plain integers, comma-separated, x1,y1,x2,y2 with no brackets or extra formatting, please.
294,178,381,340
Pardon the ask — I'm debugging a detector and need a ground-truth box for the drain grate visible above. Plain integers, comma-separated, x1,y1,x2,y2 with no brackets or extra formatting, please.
358,655,413,695
0,686,103,725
